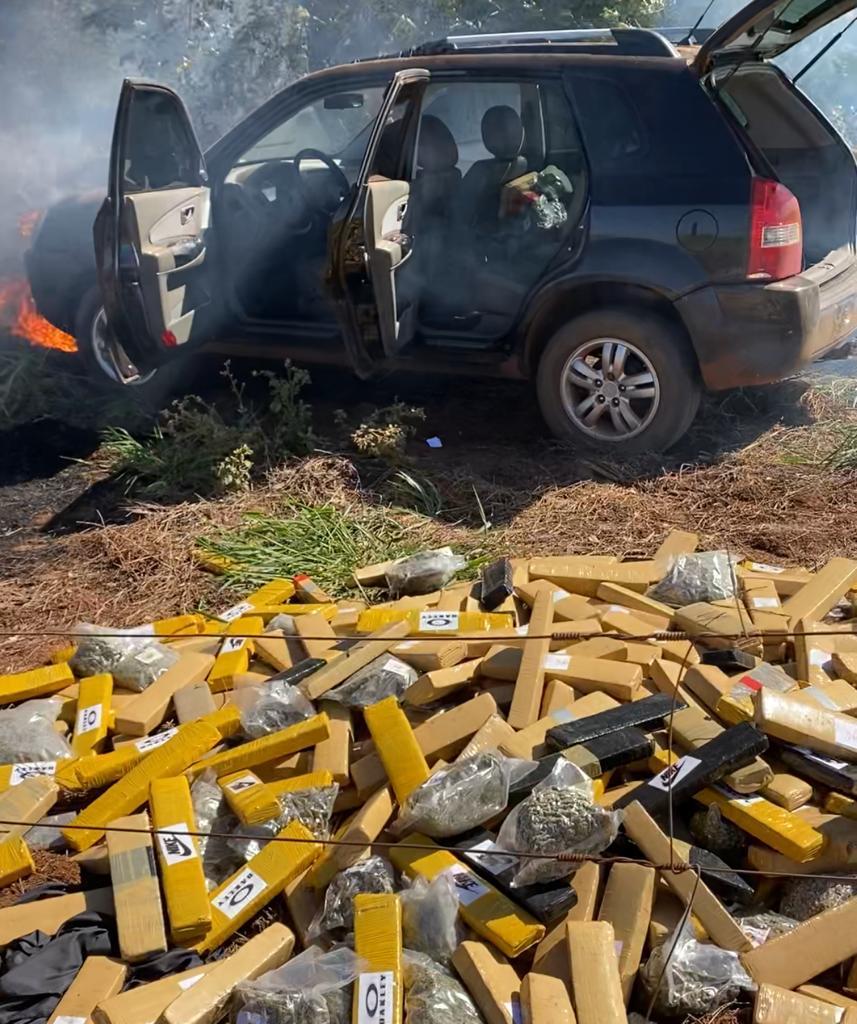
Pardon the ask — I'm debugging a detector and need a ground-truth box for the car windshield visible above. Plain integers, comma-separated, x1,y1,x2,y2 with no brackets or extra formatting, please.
236,87,385,164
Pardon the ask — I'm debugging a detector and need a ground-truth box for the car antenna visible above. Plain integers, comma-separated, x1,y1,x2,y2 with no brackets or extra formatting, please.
793,11,857,83
684,0,718,44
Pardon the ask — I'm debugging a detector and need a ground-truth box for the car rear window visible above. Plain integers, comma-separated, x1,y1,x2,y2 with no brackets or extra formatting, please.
566,65,749,204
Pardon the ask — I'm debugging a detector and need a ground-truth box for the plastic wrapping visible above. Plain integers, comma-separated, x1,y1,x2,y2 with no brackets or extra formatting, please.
496,760,621,887
689,804,747,863
403,950,484,1024
311,855,396,936
396,752,532,838
190,768,243,888
266,613,298,635
400,874,461,965
780,874,857,921
229,784,339,862
647,551,740,606
325,655,417,708
735,910,799,946
234,946,362,1024
0,699,72,762
234,679,315,739
385,548,466,596
640,919,754,1017
730,662,795,700
69,623,180,692
530,165,574,230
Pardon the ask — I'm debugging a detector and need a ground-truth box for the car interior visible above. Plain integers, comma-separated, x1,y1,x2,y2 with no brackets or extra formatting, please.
213,76,588,348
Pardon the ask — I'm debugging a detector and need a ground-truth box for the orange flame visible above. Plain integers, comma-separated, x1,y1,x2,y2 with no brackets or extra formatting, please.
0,277,77,353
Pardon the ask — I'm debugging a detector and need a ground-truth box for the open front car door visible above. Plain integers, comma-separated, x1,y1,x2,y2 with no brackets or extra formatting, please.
94,79,217,373
329,68,430,377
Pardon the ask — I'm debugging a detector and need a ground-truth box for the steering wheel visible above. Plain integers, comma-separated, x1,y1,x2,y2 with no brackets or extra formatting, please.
294,148,351,216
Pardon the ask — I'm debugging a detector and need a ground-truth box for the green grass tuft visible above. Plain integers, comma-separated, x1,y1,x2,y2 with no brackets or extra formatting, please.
196,502,425,596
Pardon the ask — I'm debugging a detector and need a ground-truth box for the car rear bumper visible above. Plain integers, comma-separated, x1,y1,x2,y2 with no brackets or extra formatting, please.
675,256,857,390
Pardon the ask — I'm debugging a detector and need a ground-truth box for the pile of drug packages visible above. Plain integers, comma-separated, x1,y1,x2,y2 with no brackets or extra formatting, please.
4,536,857,1024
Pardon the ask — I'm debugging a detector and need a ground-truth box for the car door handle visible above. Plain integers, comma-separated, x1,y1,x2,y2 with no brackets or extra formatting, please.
169,237,205,267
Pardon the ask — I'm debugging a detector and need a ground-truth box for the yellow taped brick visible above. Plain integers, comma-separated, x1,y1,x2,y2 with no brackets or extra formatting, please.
353,893,403,1024
62,720,221,852
150,776,212,944
356,608,513,636
67,746,147,791
364,697,430,804
246,578,298,606
208,616,263,692
195,819,319,953
0,835,33,886
192,713,330,778
71,674,113,756
149,614,205,636
390,834,544,957
257,603,338,621
0,662,74,703
219,770,282,824
50,644,77,665
0,758,76,795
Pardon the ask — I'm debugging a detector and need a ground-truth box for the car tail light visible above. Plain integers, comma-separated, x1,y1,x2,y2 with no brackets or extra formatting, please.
747,178,802,282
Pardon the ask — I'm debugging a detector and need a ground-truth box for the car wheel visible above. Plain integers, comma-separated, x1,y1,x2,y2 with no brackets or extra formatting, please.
536,308,701,453
74,285,189,409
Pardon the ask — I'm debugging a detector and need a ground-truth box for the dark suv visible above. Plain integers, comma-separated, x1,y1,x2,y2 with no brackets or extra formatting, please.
27,0,857,451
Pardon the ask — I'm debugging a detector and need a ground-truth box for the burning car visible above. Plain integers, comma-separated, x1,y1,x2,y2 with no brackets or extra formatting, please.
26,2,857,451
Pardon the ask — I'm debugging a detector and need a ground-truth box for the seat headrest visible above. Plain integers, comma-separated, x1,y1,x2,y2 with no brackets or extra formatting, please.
419,115,459,171
481,106,524,160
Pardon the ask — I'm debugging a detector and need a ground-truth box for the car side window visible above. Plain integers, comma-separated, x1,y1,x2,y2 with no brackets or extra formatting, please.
236,87,386,166
421,81,523,172
567,77,643,165
123,90,200,192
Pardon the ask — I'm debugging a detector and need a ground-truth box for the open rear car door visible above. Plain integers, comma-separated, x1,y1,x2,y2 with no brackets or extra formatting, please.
330,68,430,377
94,79,217,374
693,0,857,72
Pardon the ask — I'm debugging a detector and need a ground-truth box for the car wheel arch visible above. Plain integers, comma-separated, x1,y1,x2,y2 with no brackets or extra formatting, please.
522,280,700,379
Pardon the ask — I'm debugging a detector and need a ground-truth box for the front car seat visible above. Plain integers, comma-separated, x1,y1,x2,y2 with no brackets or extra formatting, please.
459,105,527,230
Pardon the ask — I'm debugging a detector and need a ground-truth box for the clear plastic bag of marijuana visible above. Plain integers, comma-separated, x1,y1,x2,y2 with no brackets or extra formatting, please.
497,759,621,887
401,873,461,965
234,946,362,1024
0,699,72,763
396,751,534,838
191,768,243,889
647,551,741,606
385,548,466,596
403,950,484,1024
640,919,754,1018
70,623,180,692
310,855,396,937
234,678,315,739
228,783,339,862
325,655,417,708
780,874,857,921
735,909,799,946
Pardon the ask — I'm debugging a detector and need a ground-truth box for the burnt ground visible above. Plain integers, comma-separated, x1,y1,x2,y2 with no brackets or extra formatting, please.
2,342,857,669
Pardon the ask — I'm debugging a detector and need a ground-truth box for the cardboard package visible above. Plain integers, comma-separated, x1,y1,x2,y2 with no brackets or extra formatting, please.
452,940,521,1024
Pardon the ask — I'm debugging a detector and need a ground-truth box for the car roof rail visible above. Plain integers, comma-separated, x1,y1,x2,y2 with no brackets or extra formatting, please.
405,27,680,57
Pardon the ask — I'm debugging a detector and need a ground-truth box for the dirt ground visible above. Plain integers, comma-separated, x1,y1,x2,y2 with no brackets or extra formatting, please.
2,347,857,671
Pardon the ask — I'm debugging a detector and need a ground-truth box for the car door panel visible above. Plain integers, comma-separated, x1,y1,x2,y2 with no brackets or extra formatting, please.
329,68,430,375
96,79,218,371
365,179,414,356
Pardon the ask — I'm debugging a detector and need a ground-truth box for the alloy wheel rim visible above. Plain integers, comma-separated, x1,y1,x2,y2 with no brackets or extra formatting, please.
91,308,156,387
560,337,660,441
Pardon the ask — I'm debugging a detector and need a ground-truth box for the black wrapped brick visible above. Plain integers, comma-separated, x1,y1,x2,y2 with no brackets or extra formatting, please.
614,721,769,817
480,558,514,612
780,744,857,796
453,828,578,923
546,693,683,751
539,727,654,779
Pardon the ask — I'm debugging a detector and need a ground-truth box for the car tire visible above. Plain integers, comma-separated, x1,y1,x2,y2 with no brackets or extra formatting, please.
73,285,190,411
536,308,701,453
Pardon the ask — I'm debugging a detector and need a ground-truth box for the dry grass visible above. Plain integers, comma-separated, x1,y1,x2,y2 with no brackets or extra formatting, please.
3,378,857,672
